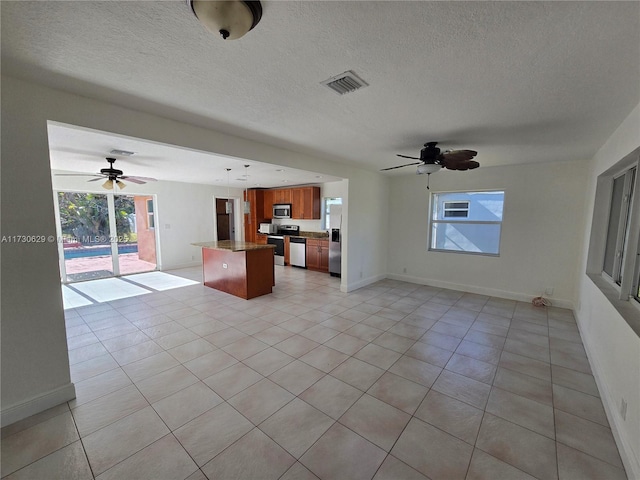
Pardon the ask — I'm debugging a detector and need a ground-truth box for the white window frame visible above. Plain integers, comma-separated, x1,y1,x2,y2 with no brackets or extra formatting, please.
443,201,470,218
146,198,155,229
429,190,504,256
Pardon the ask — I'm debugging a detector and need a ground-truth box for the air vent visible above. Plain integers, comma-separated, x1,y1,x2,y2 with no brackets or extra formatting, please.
321,70,368,95
110,149,135,156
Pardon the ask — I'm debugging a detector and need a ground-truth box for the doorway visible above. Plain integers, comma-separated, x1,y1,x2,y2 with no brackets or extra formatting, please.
55,191,158,282
215,197,236,241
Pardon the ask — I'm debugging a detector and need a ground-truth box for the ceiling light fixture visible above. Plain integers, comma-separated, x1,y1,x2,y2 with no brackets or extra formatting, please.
187,0,262,40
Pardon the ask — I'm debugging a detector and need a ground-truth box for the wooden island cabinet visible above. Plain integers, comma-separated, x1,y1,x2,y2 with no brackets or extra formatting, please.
193,241,276,300
306,238,329,272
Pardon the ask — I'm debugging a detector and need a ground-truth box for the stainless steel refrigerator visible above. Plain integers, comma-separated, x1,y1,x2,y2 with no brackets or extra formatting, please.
329,205,342,277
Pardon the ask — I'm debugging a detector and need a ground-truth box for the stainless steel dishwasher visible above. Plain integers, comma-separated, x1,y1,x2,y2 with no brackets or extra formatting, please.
289,237,306,268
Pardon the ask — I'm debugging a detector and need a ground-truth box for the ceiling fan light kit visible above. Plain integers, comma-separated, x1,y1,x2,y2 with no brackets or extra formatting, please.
416,163,442,175
188,0,262,40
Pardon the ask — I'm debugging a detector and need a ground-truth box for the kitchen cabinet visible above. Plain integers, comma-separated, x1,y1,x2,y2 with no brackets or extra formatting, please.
284,236,290,265
263,190,274,219
306,238,329,272
244,190,266,243
254,186,321,221
273,189,293,205
292,187,321,219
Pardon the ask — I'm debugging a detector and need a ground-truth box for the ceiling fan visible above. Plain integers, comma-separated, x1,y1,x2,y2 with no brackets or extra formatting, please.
56,157,158,190
381,142,479,188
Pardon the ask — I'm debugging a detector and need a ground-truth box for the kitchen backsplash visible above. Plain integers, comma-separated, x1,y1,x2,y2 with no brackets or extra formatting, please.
272,218,325,232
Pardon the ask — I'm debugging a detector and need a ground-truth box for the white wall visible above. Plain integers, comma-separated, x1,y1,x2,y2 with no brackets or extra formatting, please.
575,102,640,478
0,76,390,424
387,160,587,307
52,171,246,270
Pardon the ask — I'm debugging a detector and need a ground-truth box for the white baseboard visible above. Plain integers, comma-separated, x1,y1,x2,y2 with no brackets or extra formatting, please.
574,314,640,480
1,382,76,427
386,273,574,309
161,261,201,271
342,273,387,293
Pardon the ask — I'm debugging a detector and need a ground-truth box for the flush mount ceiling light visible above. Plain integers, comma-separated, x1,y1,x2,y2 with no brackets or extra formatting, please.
187,0,262,40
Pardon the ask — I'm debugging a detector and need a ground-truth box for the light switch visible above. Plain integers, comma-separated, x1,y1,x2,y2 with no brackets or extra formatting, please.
223,263,228,269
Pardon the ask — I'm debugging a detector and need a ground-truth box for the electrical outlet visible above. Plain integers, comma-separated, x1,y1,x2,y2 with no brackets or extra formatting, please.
620,398,627,420
545,287,554,296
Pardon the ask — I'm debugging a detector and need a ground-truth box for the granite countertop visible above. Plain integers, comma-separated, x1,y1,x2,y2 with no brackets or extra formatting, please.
255,231,329,239
192,241,276,252
299,231,330,239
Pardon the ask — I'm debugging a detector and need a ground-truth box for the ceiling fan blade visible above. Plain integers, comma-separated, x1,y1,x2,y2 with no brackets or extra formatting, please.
467,160,480,170
55,173,104,177
442,150,478,162
121,176,157,182
120,177,146,184
87,177,105,182
381,162,421,171
443,159,481,171
396,154,421,160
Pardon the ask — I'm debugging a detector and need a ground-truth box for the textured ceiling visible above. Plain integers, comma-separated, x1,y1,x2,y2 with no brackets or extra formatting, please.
2,1,639,183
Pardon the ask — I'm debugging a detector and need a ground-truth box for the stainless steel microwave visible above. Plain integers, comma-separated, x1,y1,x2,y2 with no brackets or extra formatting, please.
273,204,291,219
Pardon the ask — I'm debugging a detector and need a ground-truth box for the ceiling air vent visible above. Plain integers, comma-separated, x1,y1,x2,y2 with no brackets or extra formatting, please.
321,70,368,95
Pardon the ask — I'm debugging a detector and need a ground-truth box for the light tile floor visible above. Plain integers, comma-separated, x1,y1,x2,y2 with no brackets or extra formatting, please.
1,266,628,480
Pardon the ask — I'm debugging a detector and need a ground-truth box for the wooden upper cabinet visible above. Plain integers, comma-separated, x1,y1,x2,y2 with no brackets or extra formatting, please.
291,187,321,219
259,186,320,220
273,189,292,205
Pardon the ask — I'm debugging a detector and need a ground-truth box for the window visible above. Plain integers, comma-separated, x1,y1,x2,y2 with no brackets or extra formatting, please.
602,168,635,284
324,197,342,230
586,147,640,332
146,198,155,229
443,201,469,218
430,191,504,255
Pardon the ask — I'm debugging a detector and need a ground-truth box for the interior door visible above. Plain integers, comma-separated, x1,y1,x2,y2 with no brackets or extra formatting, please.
216,198,231,240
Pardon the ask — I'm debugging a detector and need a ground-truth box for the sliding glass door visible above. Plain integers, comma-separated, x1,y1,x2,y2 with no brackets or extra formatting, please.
116,195,157,275
55,191,157,283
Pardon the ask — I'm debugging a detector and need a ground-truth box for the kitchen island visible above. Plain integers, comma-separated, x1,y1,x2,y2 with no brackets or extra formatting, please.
192,241,276,300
